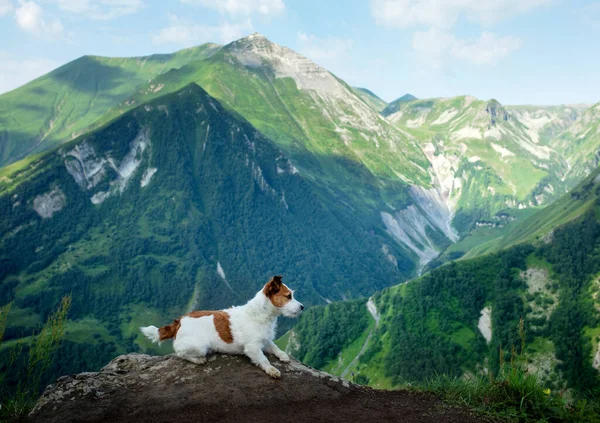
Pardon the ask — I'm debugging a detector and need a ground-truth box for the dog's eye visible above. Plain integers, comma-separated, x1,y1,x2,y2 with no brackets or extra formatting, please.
286,294,292,300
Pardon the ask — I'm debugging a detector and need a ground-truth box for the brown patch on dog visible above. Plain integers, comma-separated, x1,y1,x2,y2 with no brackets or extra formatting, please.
187,310,234,344
158,319,181,341
263,275,293,308
158,310,234,343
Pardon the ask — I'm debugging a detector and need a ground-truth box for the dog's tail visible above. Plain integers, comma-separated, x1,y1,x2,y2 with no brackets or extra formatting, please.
140,325,162,345
140,319,181,345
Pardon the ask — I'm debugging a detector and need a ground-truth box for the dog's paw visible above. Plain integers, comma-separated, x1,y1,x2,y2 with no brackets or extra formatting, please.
265,366,281,379
277,353,291,363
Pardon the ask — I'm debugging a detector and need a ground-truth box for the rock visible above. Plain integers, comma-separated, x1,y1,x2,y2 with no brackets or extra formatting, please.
29,353,493,423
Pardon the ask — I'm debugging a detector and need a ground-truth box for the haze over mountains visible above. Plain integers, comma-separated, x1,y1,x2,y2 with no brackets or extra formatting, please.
1,33,600,396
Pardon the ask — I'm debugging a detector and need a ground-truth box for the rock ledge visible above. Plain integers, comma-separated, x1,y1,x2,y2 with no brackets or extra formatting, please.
29,353,492,423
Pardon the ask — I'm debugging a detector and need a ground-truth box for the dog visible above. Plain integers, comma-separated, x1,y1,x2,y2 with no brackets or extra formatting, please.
140,275,304,378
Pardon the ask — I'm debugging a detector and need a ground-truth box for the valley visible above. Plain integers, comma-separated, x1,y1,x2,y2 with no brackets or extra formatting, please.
1,33,600,406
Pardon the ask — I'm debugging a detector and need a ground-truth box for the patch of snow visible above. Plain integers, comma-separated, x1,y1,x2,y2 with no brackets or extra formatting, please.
33,187,66,218
478,306,492,343
141,167,157,187
468,156,481,163
491,143,515,157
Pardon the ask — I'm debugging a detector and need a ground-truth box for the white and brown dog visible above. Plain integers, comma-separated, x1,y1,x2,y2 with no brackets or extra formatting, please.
140,275,303,378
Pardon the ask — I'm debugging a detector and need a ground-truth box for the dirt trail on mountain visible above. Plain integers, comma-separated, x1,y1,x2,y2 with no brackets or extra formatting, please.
341,297,379,378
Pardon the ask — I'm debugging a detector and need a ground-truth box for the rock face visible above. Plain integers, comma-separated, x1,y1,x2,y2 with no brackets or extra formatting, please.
29,353,490,423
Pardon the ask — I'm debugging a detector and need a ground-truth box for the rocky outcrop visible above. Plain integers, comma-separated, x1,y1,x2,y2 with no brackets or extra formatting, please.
485,99,510,126
33,187,66,218
29,353,490,423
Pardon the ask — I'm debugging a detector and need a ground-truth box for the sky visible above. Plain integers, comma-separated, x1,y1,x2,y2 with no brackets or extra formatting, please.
0,0,599,105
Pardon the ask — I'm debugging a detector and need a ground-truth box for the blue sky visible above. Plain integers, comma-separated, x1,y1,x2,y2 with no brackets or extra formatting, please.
0,0,599,105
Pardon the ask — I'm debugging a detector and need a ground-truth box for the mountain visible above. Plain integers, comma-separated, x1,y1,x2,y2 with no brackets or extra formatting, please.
3,34,599,273
380,94,418,116
382,96,591,235
0,83,411,388
0,34,465,272
282,167,600,395
90,33,460,268
352,87,388,112
554,103,600,184
0,44,220,167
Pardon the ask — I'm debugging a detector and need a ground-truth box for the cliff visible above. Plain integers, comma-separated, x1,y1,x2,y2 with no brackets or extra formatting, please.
29,354,492,423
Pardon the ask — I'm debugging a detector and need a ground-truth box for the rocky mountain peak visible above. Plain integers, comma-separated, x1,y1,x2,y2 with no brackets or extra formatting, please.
29,353,492,423
224,33,345,95
485,99,510,126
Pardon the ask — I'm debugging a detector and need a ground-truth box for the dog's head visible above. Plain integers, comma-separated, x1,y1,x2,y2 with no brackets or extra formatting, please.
263,275,304,317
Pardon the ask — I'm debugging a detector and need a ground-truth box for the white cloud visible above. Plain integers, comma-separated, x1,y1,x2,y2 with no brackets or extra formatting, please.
452,32,521,65
576,1,600,28
0,51,60,94
412,28,521,67
15,1,63,38
371,0,554,28
297,32,353,65
153,15,253,45
50,0,144,20
180,0,285,17
0,0,14,16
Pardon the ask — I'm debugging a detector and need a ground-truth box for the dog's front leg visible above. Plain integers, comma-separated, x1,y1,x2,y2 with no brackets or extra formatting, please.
244,345,281,378
264,340,290,363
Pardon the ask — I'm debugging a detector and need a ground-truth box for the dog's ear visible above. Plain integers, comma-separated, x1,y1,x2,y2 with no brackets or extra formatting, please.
264,275,283,297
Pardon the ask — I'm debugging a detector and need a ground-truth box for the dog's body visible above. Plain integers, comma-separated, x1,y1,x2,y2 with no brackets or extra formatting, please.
140,276,303,378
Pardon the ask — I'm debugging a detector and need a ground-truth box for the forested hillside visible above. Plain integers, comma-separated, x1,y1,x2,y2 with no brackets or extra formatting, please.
285,168,600,397
0,83,409,391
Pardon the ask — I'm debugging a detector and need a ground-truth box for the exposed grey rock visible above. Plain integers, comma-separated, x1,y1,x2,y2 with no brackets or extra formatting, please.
33,187,66,218
29,353,490,423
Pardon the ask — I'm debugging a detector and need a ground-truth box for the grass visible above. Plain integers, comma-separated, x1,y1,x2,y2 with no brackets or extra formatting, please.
416,369,599,422
402,319,600,422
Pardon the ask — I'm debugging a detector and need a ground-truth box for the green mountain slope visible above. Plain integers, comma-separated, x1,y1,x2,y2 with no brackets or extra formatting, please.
382,96,589,233
0,44,220,167
0,83,411,389
93,34,459,269
352,87,388,112
556,103,600,184
380,93,417,116
283,168,600,396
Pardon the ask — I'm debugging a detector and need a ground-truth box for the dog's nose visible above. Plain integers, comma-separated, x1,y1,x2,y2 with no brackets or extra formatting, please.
300,304,304,311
